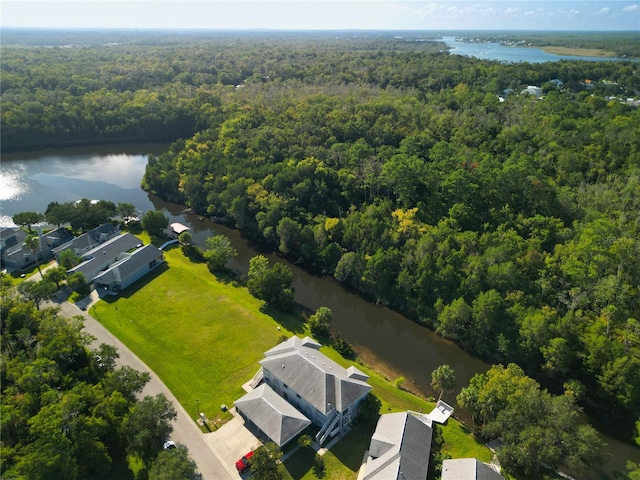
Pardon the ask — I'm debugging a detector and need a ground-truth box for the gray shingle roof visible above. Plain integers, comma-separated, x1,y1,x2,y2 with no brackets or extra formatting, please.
93,244,162,286
235,384,311,446
441,459,505,480
69,233,142,279
260,336,371,414
364,411,433,480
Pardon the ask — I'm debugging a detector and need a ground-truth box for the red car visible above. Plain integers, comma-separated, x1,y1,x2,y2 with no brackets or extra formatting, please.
235,451,253,473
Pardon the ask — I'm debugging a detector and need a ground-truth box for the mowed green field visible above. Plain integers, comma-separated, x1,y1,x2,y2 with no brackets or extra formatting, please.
90,240,495,479
90,244,287,423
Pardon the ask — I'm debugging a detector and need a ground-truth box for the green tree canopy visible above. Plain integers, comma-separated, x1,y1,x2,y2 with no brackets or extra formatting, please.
12,211,45,232
203,234,237,272
247,255,295,312
431,364,456,402
141,210,169,238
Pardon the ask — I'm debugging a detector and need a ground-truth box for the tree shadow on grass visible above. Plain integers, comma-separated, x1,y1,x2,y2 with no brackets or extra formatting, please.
328,419,376,473
283,447,316,480
260,303,306,335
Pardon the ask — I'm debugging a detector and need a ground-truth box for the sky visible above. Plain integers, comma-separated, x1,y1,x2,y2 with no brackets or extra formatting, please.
1,1,639,31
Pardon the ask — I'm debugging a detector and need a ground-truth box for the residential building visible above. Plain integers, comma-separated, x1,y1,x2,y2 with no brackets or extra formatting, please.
235,336,372,447
67,232,142,283
92,244,164,294
52,223,119,259
363,411,434,480
2,227,73,270
234,384,311,447
520,85,542,98
441,458,505,480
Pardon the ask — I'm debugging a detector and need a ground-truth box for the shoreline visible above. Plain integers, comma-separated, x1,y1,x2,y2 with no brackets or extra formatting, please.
540,45,618,58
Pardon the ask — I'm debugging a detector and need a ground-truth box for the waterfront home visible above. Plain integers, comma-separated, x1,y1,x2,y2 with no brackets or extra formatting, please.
93,244,164,294
441,458,505,480
236,336,372,447
67,233,142,284
52,223,119,259
2,227,73,271
363,411,433,480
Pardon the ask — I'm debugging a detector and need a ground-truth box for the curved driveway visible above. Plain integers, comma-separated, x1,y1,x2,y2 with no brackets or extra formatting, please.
56,301,236,480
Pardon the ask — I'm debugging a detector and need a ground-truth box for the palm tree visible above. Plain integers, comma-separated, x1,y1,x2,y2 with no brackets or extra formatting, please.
431,364,456,402
24,235,43,278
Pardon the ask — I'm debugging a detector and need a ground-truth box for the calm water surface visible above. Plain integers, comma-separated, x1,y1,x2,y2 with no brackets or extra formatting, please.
441,36,631,63
1,145,637,478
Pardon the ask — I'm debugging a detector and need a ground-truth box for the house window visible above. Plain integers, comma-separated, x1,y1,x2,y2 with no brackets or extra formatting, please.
283,383,288,389
296,393,300,399
283,392,288,400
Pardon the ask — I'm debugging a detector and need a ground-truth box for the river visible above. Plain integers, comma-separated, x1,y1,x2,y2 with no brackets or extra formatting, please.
1,145,637,478
440,36,631,63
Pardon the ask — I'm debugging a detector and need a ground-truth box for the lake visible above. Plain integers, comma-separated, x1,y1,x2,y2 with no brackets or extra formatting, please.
440,36,630,63
1,145,638,478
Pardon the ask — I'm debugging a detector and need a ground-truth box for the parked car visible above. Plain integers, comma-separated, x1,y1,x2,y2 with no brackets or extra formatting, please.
163,440,176,450
235,451,253,473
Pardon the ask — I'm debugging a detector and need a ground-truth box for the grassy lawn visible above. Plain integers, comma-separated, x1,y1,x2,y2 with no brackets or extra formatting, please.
89,238,499,478
90,243,291,424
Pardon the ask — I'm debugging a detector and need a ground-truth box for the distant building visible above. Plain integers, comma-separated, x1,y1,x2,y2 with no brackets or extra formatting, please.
547,78,564,88
363,411,434,480
520,85,542,98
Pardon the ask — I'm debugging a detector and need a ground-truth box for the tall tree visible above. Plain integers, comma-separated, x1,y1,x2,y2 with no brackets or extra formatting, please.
250,442,283,480
431,364,456,402
24,234,44,277
203,234,237,272
12,211,44,232
141,210,169,238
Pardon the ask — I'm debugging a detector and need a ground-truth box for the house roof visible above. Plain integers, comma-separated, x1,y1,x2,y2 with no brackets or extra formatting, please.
426,400,454,424
53,223,117,255
69,233,142,278
441,459,505,480
364,411,433,480
170,223,190,234
260,336,371,414
93,244,162,286
235,384,311,446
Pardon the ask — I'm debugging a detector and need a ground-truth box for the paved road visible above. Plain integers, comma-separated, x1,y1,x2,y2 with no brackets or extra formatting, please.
56,301,236,480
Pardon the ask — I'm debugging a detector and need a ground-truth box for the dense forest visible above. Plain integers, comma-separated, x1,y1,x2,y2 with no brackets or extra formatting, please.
2,30,639,448
0,276,198,479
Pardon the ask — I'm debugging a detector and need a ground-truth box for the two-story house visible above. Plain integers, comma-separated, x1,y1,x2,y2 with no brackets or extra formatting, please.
235,336,372,447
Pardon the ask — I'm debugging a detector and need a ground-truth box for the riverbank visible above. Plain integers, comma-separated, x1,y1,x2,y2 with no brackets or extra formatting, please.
90,233,497,479
541,46,618,57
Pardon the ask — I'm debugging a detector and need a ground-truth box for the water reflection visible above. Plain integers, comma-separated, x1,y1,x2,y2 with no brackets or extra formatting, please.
0,144,166,227
2,145,638,478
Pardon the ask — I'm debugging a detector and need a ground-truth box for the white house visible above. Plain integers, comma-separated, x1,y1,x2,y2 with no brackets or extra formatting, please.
363,411,434,480
520,85,542,98
441,458,505,480
235,336,372,446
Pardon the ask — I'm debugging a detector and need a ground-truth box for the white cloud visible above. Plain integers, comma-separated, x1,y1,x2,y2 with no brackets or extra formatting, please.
524,8,545,17
622,4,639,12
505,7,520,15
568,9,580,17
595,7,610,16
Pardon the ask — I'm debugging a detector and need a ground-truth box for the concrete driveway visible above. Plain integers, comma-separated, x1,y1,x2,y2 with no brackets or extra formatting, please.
203,410,262,479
